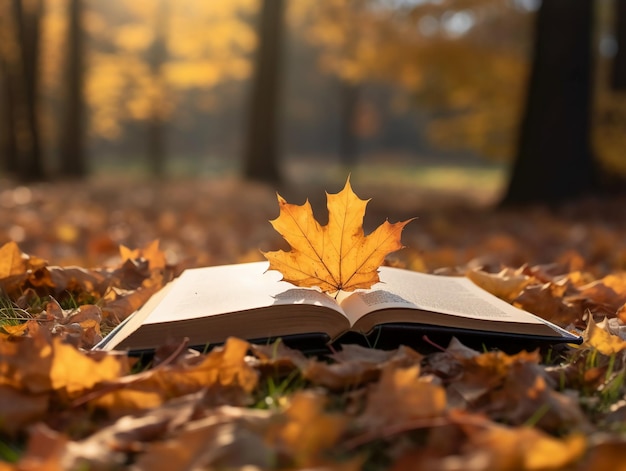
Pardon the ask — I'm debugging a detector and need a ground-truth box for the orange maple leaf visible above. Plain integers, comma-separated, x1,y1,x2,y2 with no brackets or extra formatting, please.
263,177,414,293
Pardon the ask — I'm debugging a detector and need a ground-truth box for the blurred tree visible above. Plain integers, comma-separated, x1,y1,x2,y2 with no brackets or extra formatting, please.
501,0,598,205
612,0,626,90
243,0,284,183
338,78,360,166
85,1,256,171
0,2,19,175
293,1,532,162
11,0,45,181
60,0,87,177
594,0,626,178
146,0,169,177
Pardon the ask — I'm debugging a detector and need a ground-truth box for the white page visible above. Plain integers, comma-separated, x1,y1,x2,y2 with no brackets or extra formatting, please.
143,261,344,325
339,266,546,327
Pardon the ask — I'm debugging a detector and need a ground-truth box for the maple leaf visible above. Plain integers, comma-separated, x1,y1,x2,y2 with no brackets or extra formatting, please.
264,177,414,293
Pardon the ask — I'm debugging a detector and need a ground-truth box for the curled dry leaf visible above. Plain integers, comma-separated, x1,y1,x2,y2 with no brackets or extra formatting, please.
0,321,130,396
466,267,532,302
303,343,422,390
513,281,583,327
91,337,258,414
582,317,626,356
578,273,626,311
264,177,414,293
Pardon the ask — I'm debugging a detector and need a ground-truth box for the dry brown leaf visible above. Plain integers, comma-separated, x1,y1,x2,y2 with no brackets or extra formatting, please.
119,239,166,270
134,405,275,471
65,392,208,470
248,340,310,376
582,317,626,355
101,284,161,324
15,423,69,471
579,272,626,311
475,359,589,432
303,344,422,390
0,385,48,435
359,364,446,429
92,337,258,413
618,302,626,323
0,322,130,397
513,281,582,326
464,422,587,471
136,418,273,470
267,390,347,467
0,241,47,279
264,177,414,293
580,440,626,471
467,267,532,302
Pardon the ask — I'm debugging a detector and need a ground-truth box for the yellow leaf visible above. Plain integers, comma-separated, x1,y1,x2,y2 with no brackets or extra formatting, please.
264,177,413,293
267,391,346,467
467,267,532,302
0,241,46,279
583,317,626,356
119,240,166,270
468,423,586,471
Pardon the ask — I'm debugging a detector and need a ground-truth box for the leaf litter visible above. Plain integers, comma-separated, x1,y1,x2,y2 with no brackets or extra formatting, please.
1,177,626,469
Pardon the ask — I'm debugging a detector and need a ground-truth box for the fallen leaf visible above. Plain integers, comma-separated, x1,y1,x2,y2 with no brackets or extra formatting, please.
0,385,48,435
0,241,46,279
101,284,161,324
579,273,626,311
513,281,582,326
303,344,422,390
264,177,414,293
16,423,69,471
119,239,166,270
267,390,347,467
92,337,258,413
65,392,208,470
618,302,626,323
0,322,130,397
464,422,587,471
580,440,626,471
359,364,446,429
582,317,626,355
467,267,532,302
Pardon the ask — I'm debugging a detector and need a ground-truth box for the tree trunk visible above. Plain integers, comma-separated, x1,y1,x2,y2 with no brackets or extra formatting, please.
147,0,169,178
0,59,19,175
242,0,284,184
13,0,45,181
339,79,359,167
60,0,86,177
612,0,626,90
500,0,597,206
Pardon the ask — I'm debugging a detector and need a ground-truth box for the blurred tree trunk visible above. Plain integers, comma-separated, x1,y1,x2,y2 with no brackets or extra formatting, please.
243,0,284,184
0,60,19,175
500,0,598,206
60,0,86,177
338,79,359,167
147,0,169,178
612,0,626,90
12,0,45,181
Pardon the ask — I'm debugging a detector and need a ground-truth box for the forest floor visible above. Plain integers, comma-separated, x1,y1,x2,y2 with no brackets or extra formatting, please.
2,168,626,470
2,166,624,275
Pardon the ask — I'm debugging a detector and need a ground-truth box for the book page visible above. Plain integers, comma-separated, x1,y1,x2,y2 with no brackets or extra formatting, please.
339,267,546,327
142,261,345,325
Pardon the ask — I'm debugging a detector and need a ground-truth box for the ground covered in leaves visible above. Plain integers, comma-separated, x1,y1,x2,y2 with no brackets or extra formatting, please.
2,175,626,470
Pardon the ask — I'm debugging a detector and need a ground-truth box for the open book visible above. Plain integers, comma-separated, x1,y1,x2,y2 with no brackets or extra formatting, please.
95,261,582,353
